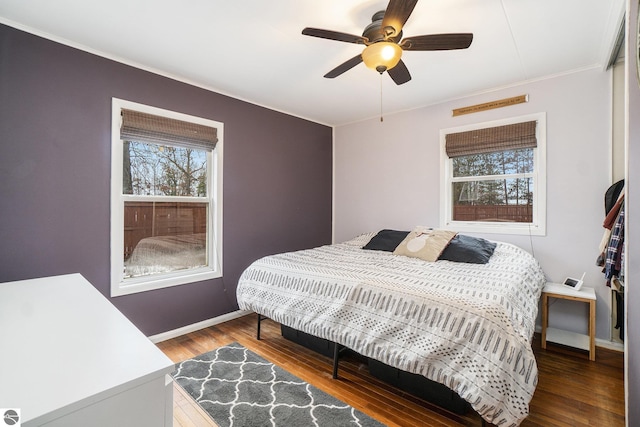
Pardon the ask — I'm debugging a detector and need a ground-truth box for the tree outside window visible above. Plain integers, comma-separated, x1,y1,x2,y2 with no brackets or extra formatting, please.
452,148,533,223
122,141,209,278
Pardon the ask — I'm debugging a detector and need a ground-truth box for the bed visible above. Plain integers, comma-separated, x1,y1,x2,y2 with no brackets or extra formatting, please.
236,229,546,426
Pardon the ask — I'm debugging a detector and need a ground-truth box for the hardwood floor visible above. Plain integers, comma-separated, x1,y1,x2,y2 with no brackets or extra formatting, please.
157,314,625,427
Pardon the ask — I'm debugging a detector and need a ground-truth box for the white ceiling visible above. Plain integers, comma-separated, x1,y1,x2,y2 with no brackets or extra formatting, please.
0,0,625,126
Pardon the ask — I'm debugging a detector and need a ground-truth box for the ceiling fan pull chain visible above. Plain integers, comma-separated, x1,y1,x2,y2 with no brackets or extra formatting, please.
380,73,384,122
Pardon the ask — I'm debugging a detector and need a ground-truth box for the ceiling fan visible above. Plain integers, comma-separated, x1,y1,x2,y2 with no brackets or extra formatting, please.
302,0,473,85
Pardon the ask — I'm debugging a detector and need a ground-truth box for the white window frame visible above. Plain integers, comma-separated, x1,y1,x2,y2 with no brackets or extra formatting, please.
440,112,546,236
110,98,223,296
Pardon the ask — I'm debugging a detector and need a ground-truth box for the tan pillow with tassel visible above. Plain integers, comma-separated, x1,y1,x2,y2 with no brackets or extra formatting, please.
393,226,458,262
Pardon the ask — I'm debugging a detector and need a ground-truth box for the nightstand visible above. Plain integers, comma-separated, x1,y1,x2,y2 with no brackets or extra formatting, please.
541,282,596,361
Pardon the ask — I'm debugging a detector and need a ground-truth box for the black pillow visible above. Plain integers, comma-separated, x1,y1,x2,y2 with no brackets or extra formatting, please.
362,229,409,252
438,234,496,264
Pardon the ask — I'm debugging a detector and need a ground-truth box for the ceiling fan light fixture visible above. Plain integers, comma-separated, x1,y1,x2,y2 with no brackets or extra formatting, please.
362,42,402,73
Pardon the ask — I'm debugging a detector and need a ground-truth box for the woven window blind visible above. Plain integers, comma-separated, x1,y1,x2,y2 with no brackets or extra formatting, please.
120,109,218,151
445,120,537,158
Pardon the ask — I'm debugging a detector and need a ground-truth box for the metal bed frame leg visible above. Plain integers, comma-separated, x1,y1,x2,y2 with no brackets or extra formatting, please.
332,342,340,379
256,313,262,340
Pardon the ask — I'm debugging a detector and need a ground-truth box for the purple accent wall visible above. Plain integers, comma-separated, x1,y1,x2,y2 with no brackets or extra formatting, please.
0,24,332,336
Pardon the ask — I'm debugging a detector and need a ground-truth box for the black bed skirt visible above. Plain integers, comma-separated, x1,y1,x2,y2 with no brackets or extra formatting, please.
281,325,469,415
281,324,337,357
368,359,469,414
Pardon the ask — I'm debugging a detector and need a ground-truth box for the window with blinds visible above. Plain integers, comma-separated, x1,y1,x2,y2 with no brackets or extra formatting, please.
440,113,546,236
110,99,224,296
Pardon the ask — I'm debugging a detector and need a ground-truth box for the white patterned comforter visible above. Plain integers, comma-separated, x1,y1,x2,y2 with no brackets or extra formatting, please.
236,233,546,426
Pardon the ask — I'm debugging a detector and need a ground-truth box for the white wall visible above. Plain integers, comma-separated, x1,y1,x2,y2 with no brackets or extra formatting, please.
334,67,615,341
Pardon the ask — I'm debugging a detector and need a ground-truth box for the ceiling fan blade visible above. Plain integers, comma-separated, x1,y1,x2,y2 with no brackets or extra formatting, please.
381,0,419,38
387,59,411,85
400,33,473,51
302,27,368,44
324,54,364,78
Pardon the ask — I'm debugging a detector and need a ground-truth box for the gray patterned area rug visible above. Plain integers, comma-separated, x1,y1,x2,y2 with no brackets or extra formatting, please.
172,342,385,427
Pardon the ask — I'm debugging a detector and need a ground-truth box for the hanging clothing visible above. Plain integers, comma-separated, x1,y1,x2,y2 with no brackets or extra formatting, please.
604,202,625,286
597,181,625,265
613,289,625,341
597,180,625,341
603,193,624,230
604,179,625,214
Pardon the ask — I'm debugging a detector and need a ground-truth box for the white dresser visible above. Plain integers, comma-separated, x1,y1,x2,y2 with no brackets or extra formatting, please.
0,273,174,426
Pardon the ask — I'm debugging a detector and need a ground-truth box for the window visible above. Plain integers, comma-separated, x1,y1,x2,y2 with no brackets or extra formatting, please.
111,98,223,296
440,113,546,235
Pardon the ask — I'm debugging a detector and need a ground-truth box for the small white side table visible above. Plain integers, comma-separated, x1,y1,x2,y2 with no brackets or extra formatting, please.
541,282,596,361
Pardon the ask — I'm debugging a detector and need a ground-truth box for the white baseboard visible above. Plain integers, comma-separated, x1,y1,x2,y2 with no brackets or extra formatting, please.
534,325,625,353
595,337,625,352
148,310,252,343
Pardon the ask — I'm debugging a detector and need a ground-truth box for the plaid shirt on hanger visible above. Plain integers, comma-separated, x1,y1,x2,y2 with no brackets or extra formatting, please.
604,202,625,285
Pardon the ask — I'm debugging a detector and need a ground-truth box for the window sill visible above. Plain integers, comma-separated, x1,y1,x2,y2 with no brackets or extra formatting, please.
442,220,546,236
111,268,221,297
